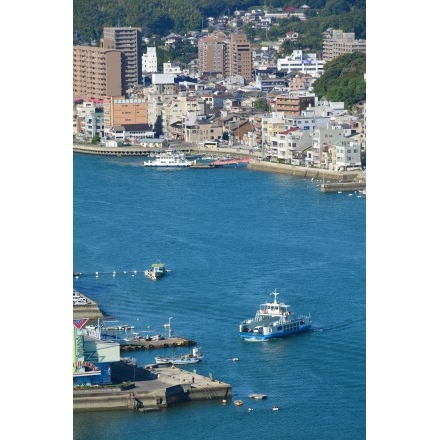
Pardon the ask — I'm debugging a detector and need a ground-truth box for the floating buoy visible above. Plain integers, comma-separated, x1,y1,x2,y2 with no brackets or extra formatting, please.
222,399,227,404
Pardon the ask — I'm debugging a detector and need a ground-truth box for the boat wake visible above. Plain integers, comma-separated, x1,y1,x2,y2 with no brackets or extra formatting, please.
311,318,365,333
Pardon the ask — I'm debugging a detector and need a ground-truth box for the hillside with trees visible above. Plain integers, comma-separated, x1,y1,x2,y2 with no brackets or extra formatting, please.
311,52,366,108
73,0,366,48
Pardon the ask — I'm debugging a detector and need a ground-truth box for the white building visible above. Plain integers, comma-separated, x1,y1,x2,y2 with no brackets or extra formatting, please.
277,50,325,77
334,139,362,170
84,112,104,139
163,62,182,75
142,47,158,73
310,124,344,168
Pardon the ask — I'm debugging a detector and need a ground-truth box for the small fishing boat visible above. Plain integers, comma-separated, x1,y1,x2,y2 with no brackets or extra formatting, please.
145,261,168,280
234,400,244,407
239,289,312,340
154,347,203,365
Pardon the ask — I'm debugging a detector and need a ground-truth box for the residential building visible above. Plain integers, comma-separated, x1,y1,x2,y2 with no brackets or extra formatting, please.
284,109,330,131
268,128,313,164
142,47,157,73
198,32,253,83
228,33,252,82
163,62,182,75
333,139,362,170
198,33,228,77
273,92,316,115
73,46,123,101
322,29,366,62
102,27,143,93
310,124,344,168
261,111,285,146
84,112,105,139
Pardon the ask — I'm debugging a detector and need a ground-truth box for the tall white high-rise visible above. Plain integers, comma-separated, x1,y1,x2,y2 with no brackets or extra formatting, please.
143,47,158,73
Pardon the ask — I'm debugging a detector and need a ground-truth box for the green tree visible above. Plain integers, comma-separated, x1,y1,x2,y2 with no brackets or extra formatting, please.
254,98,271,112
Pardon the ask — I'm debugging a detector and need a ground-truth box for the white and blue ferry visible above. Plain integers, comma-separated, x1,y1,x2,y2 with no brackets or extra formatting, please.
239,289,312,340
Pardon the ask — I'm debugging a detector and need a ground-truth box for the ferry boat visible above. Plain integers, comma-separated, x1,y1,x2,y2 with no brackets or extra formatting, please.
239,289,312,340
143,150,193,167
154,347,203,365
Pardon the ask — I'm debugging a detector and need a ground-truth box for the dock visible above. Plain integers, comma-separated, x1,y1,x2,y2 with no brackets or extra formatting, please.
119,336,197,351
320,182,366,193
73,360,232,412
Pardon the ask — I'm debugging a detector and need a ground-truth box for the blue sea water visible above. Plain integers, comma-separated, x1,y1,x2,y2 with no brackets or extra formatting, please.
73,153,366,440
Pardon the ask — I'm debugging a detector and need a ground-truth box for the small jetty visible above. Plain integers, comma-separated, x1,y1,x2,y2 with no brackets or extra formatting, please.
119,336,197,351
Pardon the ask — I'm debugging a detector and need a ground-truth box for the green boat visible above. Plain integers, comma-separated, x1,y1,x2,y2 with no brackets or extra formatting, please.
145,262,167,280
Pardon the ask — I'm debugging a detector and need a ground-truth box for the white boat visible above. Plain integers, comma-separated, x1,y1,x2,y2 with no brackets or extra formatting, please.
239,289,312,341
154,347,203,365
145,261,168,280
143,150,193,167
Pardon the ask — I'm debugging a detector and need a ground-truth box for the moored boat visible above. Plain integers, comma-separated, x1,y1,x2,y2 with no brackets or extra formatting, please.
239,289,312,340
143,150,193,167
154,347,203,365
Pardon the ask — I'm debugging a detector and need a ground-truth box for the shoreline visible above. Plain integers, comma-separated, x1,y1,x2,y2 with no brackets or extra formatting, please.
73,144,365,183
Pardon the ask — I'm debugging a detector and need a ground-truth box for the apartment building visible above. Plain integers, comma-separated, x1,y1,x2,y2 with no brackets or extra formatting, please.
273,93,316,116
322,29,366,62
198,33,228,77
102,27,143,93
198,32,253,83
228,33,252,82
73,46,123,101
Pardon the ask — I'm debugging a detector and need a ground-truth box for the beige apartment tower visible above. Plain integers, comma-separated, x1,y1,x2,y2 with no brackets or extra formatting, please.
102,27,143,93
198,33,228,77
198,32,253,83
228,33,252,82
73,46,123,101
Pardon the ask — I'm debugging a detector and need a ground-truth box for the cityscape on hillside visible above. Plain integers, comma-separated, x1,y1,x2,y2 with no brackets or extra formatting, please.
73,9,366,172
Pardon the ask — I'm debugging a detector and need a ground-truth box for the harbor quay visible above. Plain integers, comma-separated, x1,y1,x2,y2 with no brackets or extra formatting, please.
73,144,366,189
73,359,232,412
73,293,232,411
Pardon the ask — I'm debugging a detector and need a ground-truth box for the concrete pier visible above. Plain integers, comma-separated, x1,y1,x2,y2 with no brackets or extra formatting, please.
73,360,232,412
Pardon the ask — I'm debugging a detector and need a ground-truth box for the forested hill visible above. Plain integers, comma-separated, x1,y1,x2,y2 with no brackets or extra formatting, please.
73,0,366,48
311,53,366,108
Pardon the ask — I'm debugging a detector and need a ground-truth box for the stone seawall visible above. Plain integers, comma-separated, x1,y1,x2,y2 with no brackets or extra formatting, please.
248,161,365,183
